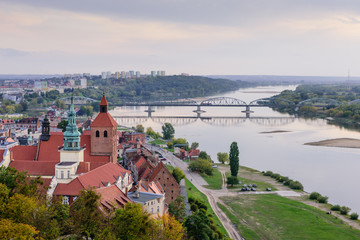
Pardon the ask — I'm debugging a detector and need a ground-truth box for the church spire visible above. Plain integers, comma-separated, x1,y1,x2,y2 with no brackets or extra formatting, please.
63,95,81,150
40,115,50,141
100,93,108,113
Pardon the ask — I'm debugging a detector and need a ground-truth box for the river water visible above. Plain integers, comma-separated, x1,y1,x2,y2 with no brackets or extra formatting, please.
111,85,360,214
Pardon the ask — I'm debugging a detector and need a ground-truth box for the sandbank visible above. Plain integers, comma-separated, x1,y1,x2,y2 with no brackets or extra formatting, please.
305,138,360,148
260,130,291,134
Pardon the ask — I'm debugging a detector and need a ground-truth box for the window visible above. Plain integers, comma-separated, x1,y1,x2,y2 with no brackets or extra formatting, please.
74,142,78,147
62,196,69,205
104,130,108,137
96,130,99,137
67,171,70,179
157,206,160,212
61,171,64,179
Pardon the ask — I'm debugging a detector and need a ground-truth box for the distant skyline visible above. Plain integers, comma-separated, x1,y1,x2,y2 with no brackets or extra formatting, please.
1,0,360,76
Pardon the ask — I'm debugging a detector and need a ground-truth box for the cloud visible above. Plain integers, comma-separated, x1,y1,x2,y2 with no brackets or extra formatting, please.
0,48,29,57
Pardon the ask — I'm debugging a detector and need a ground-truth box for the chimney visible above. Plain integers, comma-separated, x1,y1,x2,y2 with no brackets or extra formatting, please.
125,187,128,196
136,139,141,154
86,162,90,172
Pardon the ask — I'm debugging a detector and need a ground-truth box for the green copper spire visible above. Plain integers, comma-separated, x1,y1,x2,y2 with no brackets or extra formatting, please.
63,95,81,150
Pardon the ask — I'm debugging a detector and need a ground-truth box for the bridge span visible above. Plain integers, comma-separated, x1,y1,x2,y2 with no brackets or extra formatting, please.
112,116,296,127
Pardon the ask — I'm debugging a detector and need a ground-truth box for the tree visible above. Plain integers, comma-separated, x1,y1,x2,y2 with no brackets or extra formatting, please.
217,152,229,164
135,124,145,133
227,176,238,187
168,196,186,222
57,120,68,132
229,142,239,177
162,123,175,140
0,218,38,240
70,189,105,239
111,203,156,240
188,159,213,175
191,142,199,149
157,214,184,240
199,151,210,161
172,167,185,184
184,210,213,240
55,99,66,109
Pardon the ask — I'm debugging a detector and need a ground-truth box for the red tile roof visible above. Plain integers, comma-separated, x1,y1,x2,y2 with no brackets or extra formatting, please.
11,146,37,161
148,162,169,182
90,112,117,127
95,185,132,212
100,95,108,106
9,161,57,176
188,149,200,157
54,162,131,196
37,133,63,161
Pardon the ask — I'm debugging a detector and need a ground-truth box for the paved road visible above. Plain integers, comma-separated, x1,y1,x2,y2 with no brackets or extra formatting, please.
146,144,244,240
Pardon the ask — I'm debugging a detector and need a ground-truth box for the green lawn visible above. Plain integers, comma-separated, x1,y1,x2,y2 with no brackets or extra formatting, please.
164,164,174,171
148,139,167,145
185,178,228,237
220,194,360,240
225,172,277,191
200,168,223,190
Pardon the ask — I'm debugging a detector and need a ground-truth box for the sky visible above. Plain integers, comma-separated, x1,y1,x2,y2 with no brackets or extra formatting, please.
1,0,360,76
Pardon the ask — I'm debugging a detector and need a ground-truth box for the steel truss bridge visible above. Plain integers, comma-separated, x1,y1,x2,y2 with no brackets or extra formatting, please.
55,96,96,105
116,96,346,117
112,116,296,127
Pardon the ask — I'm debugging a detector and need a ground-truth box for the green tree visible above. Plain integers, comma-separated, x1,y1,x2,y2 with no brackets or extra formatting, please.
162,123,175,140
55,99,66,109
0,218,38,240
111,202,156,240
70,189,105,239
168,196,186,222
199,151,211,161
57,120,68,132
227,176,238,187
188,159,213,175
191,142,199,149
229,142,239,177
184,210,214,240
135,124,145,133
217,152,229,164
172,167,185,184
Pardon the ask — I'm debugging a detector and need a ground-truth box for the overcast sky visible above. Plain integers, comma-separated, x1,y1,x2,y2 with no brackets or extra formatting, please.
1,0,360,76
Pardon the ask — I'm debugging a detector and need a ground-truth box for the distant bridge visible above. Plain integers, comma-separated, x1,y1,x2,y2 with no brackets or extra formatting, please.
116,96,345,117
55,96,96,105
112,116,296,127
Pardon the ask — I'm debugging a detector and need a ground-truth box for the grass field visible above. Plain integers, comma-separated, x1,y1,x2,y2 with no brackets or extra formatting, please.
185,178,228,237
225,172,277,191
148,139,167,145
220,194,360,240
200,168,223,190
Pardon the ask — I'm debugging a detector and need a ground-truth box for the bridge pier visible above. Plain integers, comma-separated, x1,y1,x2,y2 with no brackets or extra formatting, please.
241,105,254,118
193,105,206,118
144,105,155,117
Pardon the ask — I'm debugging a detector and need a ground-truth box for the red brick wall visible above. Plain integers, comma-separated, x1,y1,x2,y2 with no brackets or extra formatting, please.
153,167,181,204
91,126,117,162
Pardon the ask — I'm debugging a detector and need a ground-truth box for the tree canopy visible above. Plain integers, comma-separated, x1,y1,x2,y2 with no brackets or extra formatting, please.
229,142,239,177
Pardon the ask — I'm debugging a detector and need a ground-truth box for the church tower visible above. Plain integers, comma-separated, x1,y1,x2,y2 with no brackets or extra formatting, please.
63,97,81,150
40,115,50,141
90,94,117,162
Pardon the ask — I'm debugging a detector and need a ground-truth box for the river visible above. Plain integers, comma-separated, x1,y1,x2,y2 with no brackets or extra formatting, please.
110,85,360,214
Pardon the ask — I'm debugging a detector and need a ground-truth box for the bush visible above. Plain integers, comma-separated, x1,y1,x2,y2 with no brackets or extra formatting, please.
331,205,341,211
309,192,321,200
289,181,303,190
271,173,281,179
263,171,273,176
340,206,351,215
283,179,293,186
317,196,328,204
350,213,359,220
278,176,289,183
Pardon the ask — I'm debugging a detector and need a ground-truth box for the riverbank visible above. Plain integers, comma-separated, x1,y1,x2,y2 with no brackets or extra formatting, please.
305,138,360,148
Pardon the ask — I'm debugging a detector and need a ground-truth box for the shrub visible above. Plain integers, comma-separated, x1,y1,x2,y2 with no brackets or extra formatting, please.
283,179,292,186
289,181,303,190
278,176,289,183
263,171,273,176
340,206,351,215
331,205,341,211
350,213,359,220
317,196,328,204
309,192,321,200
271,173,281,179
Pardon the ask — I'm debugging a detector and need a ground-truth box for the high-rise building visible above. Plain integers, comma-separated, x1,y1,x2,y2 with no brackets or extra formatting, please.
151,71,157,77
160,71,166,76
121,71,126,78
129,71,135,78
69,79,75,87
101,72,107,79
136,71,141,78
80,78,87,88
114,72,120,79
